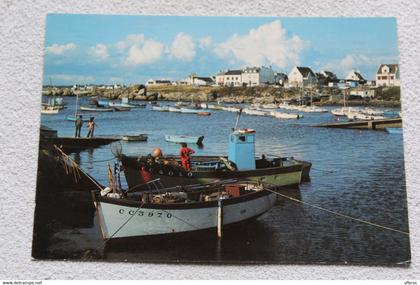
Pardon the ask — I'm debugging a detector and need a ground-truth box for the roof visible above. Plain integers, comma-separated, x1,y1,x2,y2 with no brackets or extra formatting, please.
321,70,337,78
295,66,315,77
346,70,365,81
225,69,243,75
194,76,214,83
376,64,399,74
243,67,261,73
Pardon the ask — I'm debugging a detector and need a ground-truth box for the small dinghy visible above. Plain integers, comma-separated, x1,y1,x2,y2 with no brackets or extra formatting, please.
165,134,204,144
180,108,202,114
41,105,60,114
113,106,131,112
122,134,148,142
92,180,277,240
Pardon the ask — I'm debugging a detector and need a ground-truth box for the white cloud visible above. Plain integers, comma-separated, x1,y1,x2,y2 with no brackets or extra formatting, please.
45,43,77,55
321,54,398,78
116,34,145,51
125,39,164,65
89,43,109,60
50,74,95,83
199,36,213,49
170,33,196,61
214,20,308,68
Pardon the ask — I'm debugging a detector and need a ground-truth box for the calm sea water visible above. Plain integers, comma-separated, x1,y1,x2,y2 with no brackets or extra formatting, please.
40,96,410,264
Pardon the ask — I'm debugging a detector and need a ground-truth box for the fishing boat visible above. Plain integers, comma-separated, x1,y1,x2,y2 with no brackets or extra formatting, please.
261,103,278,109
270,111,303,119
41,105,60,115
168,106,182,112
122,134,148,142
197,112,211,116
164,135,205,144
113,106,131,112
110,98,147,108
242,108,268,116
92,180,277,239
80,105,114,112
120,128,311,191
386,128,403,134
180,108,203,114
152,106,170,112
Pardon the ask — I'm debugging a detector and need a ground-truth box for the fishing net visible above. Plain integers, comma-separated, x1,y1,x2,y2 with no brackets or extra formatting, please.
110,141,123,159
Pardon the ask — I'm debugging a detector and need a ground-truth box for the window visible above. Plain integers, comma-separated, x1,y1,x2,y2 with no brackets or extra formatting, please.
382,76,387,80
390,76,394,80
227,77,229,80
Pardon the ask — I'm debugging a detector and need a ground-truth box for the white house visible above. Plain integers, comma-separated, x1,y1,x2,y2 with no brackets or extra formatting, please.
216,70,242,87
350,88,376,98
375,64,400,87
241,66,275,86
345,70,366,83
186,75,214,86
287,66,318,87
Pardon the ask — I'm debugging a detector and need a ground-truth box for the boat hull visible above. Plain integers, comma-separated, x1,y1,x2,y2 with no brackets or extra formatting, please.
164,135,204,144
80,106,114,112
94,190,277,239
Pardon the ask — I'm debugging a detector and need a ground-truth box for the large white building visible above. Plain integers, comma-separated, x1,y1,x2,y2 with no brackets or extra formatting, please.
287,66,318,87
375,64,400,87
241,66,275,86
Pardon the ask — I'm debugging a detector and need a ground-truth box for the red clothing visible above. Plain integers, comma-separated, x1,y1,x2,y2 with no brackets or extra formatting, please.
180,147,195,172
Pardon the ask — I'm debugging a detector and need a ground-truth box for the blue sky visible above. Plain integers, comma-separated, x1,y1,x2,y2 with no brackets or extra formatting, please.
43,15,399,85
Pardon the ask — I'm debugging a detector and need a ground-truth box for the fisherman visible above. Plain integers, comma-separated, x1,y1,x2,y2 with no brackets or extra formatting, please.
179,142,195,173
86,117,96,138
75,115,83,138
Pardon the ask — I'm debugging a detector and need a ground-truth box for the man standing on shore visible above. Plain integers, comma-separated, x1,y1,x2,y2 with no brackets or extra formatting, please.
75,115,83,138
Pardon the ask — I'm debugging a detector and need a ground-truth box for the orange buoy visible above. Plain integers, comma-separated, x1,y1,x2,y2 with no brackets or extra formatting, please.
153,147,163,157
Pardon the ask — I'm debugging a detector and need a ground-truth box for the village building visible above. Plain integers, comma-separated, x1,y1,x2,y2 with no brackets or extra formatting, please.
241,66,275,86
345,70,366,85
375,64,400,87
146,79,172,86
317,70,338,86
287,66,318,87
349,88,376,98
274,72,288,86
186,75,215,86
215,70,242,87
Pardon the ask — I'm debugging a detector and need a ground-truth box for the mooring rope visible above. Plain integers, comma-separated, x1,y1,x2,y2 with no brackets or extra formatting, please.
263,186,409,236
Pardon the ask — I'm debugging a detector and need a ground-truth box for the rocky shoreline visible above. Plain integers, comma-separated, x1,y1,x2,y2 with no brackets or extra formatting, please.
42,85,401,108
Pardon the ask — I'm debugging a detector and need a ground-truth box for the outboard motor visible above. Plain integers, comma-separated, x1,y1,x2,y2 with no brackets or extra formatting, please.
227,129,256,171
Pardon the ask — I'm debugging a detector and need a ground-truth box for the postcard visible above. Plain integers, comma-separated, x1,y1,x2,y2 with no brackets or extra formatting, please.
33,15,409,265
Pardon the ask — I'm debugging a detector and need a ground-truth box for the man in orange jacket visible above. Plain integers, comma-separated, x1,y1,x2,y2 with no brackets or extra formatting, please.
179,142,195,172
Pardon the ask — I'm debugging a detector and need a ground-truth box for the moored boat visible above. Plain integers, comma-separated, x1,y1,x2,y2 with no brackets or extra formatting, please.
122,134,148,142
121,128,311,190
152,106,170,112
270,111,302,119
180,108,203,114
80,105,114,112
168,106,181,112
92,180,277,239
41,105,60,114
164,134,205,144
